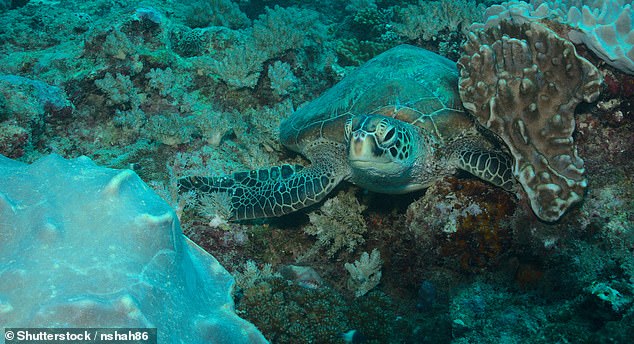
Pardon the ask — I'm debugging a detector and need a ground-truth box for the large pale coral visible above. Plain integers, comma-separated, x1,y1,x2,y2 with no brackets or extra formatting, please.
458,20,602,222
566,1,634,75
473,1,634,75
0,154,267,343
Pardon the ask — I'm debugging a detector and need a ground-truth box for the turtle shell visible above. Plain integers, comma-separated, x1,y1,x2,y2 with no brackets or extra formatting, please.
280,44,475,154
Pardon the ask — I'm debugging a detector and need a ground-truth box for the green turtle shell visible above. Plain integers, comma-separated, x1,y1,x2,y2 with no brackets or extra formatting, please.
280,44,475,154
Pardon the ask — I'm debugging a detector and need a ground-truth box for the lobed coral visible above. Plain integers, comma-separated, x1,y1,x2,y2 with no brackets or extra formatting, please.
458,19,602,222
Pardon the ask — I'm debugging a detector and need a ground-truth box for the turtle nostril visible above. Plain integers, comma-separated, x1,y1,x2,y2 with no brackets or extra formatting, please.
354,132,366,140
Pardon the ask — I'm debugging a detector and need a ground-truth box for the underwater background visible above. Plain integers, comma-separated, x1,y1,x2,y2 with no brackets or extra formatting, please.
0,0,633,343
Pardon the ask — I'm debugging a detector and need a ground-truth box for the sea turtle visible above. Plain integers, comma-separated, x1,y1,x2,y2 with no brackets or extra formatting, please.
179,44,514,220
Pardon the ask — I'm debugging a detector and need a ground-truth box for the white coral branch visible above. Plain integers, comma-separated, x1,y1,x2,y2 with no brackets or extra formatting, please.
345,248,382,297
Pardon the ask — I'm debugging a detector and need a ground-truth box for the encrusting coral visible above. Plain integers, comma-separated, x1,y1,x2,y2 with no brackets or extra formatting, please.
458,19,603,222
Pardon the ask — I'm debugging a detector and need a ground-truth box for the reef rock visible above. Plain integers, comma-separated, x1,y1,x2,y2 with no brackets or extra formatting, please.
0,154,267,343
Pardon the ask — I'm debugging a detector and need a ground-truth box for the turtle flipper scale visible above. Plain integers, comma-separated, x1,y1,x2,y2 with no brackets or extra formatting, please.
178,164,342,220
456,150,515,190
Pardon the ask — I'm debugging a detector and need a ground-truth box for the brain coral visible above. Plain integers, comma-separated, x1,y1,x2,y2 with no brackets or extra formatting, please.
0,154,267,343
458,20,602,222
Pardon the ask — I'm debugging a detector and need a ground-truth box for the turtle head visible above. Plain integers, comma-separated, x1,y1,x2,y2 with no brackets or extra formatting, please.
345,115,425,192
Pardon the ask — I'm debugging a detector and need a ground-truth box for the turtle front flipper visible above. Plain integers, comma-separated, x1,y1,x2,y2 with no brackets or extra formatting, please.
455,149,515,191
179,164,344,220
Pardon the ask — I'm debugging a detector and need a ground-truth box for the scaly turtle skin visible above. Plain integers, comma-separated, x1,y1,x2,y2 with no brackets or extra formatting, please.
179,45,514,220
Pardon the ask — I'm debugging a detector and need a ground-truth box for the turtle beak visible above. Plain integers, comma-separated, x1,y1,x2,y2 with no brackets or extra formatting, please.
349,132,380,160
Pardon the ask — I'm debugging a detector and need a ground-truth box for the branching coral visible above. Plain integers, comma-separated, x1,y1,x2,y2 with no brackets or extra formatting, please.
94,72,141,108
176,0,250,29
392,0,485,41
233,260,282,292
145,67,186,98
191,108,236,146
268,61,297,97
302,190,367,258
206,43,268,89
458,20,602,222
345,248,382,297
145,113,195,146
197,191,234,229
251,5,325,59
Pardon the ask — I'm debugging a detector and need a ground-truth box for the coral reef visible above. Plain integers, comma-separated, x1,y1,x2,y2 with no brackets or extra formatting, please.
0,0,633,342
